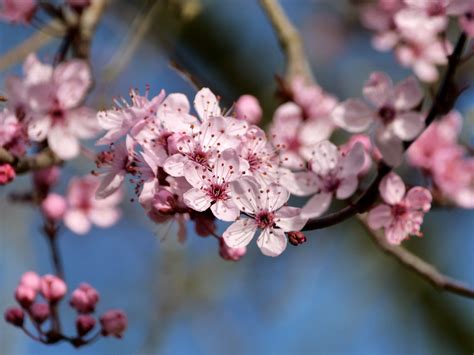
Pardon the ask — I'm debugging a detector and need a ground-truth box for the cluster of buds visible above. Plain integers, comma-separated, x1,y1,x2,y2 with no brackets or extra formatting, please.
4,271,127,346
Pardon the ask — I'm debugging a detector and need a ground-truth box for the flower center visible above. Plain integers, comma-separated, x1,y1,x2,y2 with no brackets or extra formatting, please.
50,108,65,124
247,152,262,172
427,2,444,16
206,183,228,202
392,204,407,217
378,105,396,125
255,211,275,229
192,150,209,165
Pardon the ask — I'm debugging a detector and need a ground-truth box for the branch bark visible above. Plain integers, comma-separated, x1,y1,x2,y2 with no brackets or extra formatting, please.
358,215,474,299
259,0,314,83
0,148,62,174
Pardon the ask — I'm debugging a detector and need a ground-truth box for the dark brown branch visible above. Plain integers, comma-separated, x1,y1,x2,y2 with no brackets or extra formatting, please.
0,148,62,175
303,32,468,232
358,215,474,299
259,0,314,83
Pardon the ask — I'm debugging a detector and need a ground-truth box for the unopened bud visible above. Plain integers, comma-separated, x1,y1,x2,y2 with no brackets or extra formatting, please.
76,314,96,337
4,307,24,327
288,231,307,246
30,303,50,324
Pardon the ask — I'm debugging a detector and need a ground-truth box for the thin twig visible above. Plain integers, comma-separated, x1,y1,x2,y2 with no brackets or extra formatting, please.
303,32,468,232
0,148,62,174
259,0,314,83
358,215,474,299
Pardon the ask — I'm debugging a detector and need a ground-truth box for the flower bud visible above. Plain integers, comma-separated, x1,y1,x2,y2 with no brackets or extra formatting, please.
235,95,262,125
288,231,307,246
30,303,50,324
70,283,100,313
100,310,127,338
40,275,67,303
15,284,36,308
33,167,60,191
20,271,41,292
76,314,96,337
41,193,67,220
4,307,24,327
0,164,15,185
67,0,91,12
219,238,246,261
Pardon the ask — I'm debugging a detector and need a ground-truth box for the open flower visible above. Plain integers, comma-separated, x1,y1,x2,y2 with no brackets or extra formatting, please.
223,176,307,257
333,71,425,166
368,172,432,244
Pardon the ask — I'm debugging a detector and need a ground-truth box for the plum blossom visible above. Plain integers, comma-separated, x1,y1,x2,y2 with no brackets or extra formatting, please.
0,0,36,24
100,310,127,338
368,172,432,244
183,149,241,221
234,94,262,124
64,175,122,235
0,108,26,156
333,71,425,166
223,176,307,257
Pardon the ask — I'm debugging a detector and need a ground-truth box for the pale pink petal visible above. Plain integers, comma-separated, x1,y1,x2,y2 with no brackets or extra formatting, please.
274,206,307,232
413,61,439,83
182,162,208,188
96,172,125,199
163,153,187,177
158,93,198,132
336,176,358,200
385,223,407,245
332,99,374,133
256,228,287,257
47,126,80,160
183,188,212,211
264,183,290,212
405,187,432,212
223,218,257,248
379,172,406,205
278,170,319,196
67,107,100,139
211,199,240,222
193,88,221,120
97,110,123,130
392,112,425,141
89,207,121,228
310,140,339,175
375,129,404,167
64,209,91,235
230,176,261,214
301,192,332,219
340,142,366,178
392,76,423,110
363,71,393,107
28,116,51,142
299,119,333,146
54,60,91,109
367,204,393,229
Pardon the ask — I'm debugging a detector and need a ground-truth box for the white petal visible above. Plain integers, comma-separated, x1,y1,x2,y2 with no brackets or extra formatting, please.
263,183,290,212
256,228,287,257
158,93,197,132
278,170,319,196
375,129,404,167
89,207,121,228
47,126,80,160
96,173,125,199
363,71,393,107
392,112,425,141
230,176,262,214
54,60,91,109
211,199,240,222
332,99,374,133
340,142,366,178
28,116,51,142
392,76,423,110
310,140,340,175
194,88,221,120
301,192,332,219
223,218,257,248
379,172,406,205
163,154,187,177
275,206,308,232
183,188,211,211
64,209,91,235
336,176,358,200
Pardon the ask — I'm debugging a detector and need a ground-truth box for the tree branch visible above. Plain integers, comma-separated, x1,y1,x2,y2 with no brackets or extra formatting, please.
0,148,62,174
259,0,314,83
303,32,468,232
358,215,474,299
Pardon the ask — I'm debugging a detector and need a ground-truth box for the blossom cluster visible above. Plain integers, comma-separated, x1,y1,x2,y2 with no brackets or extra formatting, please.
4,271,127,344
360,0,474,82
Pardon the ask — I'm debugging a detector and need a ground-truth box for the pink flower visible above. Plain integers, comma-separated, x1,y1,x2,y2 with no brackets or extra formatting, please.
183,149,241,221
223,177,307,257
25,55,99,159
291,141,366,219
341,134,380,175
0,108,26,156
70,283,100,313
40,275,67,303
4,307,24,327
219,238,247,261
100,310,127,338
19,271,41,292
64,175,122,235
41,193,67,220
270,102,333,169
15,284,36,308
0,0,36,24
234,95,262,124
0,164,15,185
333,72,425,166
368,172,432,244
290,77,338,119
459,2,474,36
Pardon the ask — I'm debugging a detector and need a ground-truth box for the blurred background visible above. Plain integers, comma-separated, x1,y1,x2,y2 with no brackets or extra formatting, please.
1,0,473,354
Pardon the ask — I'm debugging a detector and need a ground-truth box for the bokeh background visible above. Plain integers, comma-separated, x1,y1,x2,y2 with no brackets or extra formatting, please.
1,0,473,354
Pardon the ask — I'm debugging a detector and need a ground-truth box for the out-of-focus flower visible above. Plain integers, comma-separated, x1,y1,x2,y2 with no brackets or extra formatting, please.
0,164,16,185
41,193,67,220
100,310,127,338
76,314,96,337
30,303,50,324
15,284,36,308
4,307,24,327
0,0,37,24
40,275,67,303
219,238,247,261
70,283,100,314
234,95,262,125
19,271,41,292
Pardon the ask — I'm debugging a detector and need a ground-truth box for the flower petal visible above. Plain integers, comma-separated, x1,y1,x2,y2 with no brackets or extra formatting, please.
375,129,404,167
231,176,263,214
223,218,257,248
367,204,392,229
194,88,221,120
301,192,332,219
379,172,406,205
211,199,240,222
392,76,423,110
256,228,287,257
363,71,393,107
392,112,425,141
183,188,211,212
64,209,91,235
310,140,339,176
333,99,375,133
47,126,80,160
336,175,358,200
275,206,307,232
406,187,432,212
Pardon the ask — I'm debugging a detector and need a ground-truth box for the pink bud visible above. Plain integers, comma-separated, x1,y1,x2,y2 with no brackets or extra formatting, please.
33,167,60,191
4,307,24,327
0,164,16,185
67,0,91,12
70,283,100,313
76,314,96,337
100,309,127,338
15,284,36,308
30,303,50,324
287,231,307,246
41,193,67,220
219,239,246,261
40,275,67,303
20,271,41,292
235,95,262,125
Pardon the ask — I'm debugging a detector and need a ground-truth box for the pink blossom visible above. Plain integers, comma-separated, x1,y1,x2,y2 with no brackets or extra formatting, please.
64,175,122,235
4,307,24,327
15,284,36,308
219,238,247,261
19,271,41,292
223,176,307,257
368,172,432,244
183,149,241,221
41,193,67,220
340,134,380,175
0,164,15,185
290,77,338,119
0,0,36,24
100,310,127,338
333,72,425,166
459,2,474,36
76,314,96,336
40,275,67,303
70,283,100,313
30,303,50,324
0,108,26,156
234,95,262,124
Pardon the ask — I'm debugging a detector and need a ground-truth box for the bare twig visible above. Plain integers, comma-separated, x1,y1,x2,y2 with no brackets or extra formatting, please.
358,215,474,299
0,148,62,174
303,32,468,232
259,0,314,83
